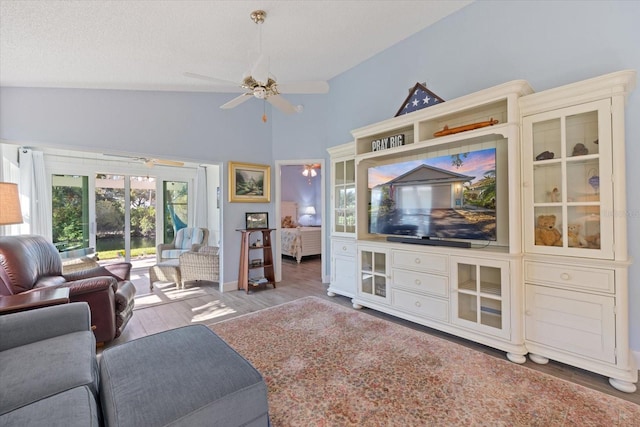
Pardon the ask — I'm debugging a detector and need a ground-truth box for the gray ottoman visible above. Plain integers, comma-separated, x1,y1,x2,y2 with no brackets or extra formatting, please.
99,325,269,427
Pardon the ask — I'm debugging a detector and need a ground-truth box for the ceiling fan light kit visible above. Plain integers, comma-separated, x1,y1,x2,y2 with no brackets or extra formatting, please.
185,9,329,122
250,10,266,24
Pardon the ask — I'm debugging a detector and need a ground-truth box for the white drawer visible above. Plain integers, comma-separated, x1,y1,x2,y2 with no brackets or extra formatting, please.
524,261,614,293
332,239,356,257
392,269,448,297
391,250,448,274
392,289,448,321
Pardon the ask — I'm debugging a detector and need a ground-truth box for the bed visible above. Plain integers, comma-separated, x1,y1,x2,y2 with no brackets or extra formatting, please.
281,201,322,263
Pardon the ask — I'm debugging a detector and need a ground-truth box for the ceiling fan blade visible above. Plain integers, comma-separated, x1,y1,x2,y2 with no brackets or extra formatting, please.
220,93,253,109
153,159,184,167
276,81,330,94
183,72,240,89
251,53,270,85
266,94,298,114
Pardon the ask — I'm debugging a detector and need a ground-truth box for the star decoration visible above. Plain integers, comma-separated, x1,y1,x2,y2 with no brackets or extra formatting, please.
395,82,445,117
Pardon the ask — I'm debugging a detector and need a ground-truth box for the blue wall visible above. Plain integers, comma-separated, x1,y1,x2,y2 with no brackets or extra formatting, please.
0,87,274,283
2,1,640,350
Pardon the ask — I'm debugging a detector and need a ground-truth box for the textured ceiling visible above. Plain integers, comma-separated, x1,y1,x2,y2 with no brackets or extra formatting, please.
0,0,471,92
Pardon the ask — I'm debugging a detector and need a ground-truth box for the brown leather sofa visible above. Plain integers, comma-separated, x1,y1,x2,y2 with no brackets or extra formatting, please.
0,235,136,343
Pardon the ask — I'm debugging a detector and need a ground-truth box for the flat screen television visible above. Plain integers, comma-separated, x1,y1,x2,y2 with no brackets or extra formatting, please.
368,147,497,242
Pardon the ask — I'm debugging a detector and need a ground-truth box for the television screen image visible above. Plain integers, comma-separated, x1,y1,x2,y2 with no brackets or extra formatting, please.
368,147,497,241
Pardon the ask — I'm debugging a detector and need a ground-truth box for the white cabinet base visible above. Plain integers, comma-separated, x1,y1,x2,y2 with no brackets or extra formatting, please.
609,378,637,394
506,353,527,364
528,353,549,365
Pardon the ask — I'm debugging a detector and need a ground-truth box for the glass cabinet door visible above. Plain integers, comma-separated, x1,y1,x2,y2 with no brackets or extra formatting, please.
451,257,509,339
358,247,389,303
523,99,613,259
333,158,356,234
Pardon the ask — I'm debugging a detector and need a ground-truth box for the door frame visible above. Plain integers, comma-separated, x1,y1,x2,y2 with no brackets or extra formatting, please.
274,159,327,284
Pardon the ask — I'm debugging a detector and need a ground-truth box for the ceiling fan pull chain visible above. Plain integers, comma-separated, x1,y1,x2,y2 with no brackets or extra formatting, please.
262,100,267,123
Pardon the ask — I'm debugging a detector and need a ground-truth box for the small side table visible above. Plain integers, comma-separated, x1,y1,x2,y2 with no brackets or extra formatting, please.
0,287,70,315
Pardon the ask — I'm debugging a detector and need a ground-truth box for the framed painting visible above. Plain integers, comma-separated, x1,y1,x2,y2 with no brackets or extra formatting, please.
228,161,271,203
245,212,269,230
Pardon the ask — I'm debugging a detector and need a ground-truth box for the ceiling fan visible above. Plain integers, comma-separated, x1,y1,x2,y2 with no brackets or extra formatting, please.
302,163,320,183
102,154,184,168
184,10,329,121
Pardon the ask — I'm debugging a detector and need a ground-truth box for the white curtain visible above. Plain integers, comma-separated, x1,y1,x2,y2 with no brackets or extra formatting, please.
193,166,208,234
18,147,52,239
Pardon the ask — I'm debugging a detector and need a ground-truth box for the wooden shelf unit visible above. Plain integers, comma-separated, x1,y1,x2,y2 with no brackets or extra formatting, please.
237,228,276,293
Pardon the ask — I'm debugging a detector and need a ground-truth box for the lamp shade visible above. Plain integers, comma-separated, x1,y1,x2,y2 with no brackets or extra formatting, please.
304,206,316,215
0,182,23,225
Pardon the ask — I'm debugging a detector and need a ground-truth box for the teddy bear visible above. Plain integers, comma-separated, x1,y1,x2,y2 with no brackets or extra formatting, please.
535,214,562,246
281,215,296,228
585,233,601,249
567,223,588,248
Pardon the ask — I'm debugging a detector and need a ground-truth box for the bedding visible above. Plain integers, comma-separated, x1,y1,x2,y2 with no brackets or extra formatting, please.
281,226,321,263
281,201,321,263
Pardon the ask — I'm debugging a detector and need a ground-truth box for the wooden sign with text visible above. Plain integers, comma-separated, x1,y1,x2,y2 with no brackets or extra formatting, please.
372,134,404,152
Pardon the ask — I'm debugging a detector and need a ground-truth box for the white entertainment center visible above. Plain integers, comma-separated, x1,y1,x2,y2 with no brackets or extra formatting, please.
327,70,637,392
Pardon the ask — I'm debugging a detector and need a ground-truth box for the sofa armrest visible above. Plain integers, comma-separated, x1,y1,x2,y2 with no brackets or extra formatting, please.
63,263,132,282
102,263,132,281
0,302,91,351
66,277,117,296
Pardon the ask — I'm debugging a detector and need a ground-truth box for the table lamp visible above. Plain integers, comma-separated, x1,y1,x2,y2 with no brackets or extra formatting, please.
0,182,23,225
303,206,316,226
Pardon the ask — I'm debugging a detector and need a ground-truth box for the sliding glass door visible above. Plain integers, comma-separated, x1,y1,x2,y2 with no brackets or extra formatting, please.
95,174,157,265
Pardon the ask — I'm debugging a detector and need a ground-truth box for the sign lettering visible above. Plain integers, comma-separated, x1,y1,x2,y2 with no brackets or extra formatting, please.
372,134,404,151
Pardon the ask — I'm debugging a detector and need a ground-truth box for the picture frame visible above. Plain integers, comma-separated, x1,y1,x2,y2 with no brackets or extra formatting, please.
228,161,271,203
245,212,269,230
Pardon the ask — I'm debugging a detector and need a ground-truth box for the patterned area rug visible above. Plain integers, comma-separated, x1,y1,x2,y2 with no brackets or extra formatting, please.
210,296,640,426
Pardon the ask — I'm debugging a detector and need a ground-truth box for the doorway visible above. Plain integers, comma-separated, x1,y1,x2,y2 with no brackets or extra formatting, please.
94,174,158,266
274,159,326,284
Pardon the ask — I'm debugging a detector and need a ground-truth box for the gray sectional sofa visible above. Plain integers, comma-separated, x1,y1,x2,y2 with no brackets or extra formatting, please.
0,303,270,426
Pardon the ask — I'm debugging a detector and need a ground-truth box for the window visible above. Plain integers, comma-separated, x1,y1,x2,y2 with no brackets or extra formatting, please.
52,174,90,253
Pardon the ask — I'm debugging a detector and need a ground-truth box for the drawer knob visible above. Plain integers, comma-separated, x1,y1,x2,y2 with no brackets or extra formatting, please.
415,279,421,286
415,301,422,308
525,310,532,316
560,273,571,281
415,258,421,264
342,246,347,251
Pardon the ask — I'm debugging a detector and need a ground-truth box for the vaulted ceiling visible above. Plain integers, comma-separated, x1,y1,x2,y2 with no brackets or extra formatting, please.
0,1,472,92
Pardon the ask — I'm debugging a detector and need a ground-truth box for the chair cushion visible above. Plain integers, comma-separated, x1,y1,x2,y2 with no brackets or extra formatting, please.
175,228,204,250
99,325,269,427
161,248,189,260
0,386,99,427
0,331,98,415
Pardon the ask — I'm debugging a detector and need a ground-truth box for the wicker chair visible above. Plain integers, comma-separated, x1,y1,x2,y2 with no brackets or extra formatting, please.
179,246,220,285
157,227,209,263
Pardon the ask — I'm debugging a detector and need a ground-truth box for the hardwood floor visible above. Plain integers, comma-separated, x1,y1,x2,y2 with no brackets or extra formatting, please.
106,256,640,405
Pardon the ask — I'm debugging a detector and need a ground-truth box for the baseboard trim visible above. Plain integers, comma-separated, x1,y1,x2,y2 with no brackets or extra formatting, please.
221,280,238,293
632,349,640,371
